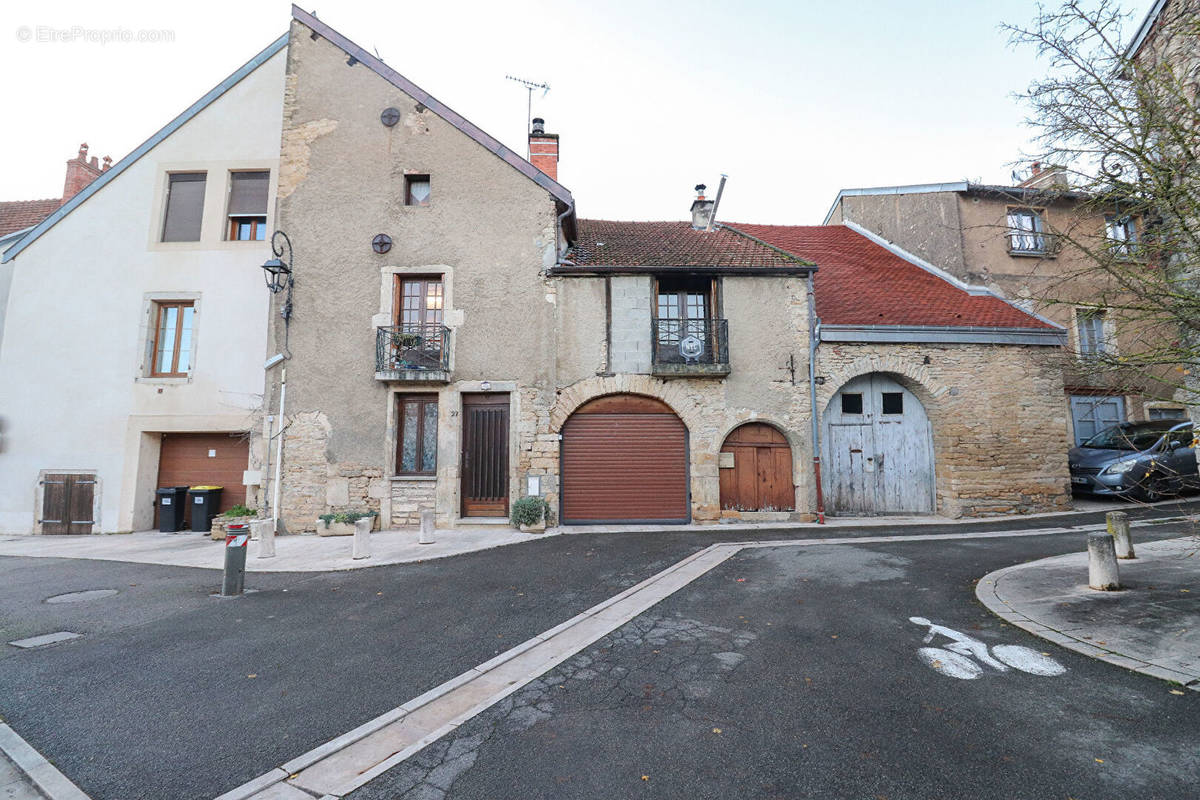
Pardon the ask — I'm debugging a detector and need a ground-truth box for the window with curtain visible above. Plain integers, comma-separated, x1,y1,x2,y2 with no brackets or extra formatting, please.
396,395,438,475
1007,208,1046,253
1076,309,1108,358
1106,215,1137,256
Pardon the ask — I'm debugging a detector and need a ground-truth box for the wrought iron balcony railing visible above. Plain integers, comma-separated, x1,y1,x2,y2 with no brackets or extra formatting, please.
651,318,730,377
1007,231,1062,256
376,323,450,378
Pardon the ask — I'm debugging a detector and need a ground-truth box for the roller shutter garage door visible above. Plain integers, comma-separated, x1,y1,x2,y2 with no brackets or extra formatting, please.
561,394,689,523
156,433,249,525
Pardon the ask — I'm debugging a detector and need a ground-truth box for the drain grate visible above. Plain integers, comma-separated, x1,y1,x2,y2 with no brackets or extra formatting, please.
8,632,82,649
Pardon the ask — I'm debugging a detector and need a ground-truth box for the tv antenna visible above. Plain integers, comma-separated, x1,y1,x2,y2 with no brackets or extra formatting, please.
506,74,550,157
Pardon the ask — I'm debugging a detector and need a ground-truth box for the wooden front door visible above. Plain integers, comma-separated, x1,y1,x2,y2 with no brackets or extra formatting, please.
461,393,510,517
41,473,95,534
719,423,794,512
823,373,935,515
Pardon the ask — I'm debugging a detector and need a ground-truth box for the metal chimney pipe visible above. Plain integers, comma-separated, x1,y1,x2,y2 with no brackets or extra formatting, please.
705,174,727,232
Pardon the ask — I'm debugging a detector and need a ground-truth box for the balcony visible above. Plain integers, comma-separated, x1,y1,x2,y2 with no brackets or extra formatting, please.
1007,231,1062,257
651,318,730,378
375,323,451,382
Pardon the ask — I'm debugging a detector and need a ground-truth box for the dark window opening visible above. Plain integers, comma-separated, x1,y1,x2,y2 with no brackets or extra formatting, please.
841,393,863,415
881,392,904,415
405,175,431,206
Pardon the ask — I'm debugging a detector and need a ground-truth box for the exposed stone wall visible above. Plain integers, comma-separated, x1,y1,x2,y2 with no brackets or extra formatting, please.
390,479,435,527
815,343,1071,517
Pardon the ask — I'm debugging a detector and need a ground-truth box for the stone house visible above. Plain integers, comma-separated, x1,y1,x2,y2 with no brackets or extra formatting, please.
824,176,1187,444
0,36,286,533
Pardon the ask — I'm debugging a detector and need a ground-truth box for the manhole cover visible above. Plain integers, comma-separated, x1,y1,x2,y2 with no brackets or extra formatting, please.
45,589,119,604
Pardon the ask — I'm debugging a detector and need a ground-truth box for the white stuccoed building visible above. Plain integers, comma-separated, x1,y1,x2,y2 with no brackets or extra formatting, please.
0,36,287,534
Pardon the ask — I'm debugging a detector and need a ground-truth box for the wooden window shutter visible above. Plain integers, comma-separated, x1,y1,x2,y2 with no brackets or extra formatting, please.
228,171,269,216
162,173,207,242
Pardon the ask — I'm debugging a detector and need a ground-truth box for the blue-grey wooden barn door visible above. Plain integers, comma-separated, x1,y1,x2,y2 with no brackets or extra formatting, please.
823,374,935,515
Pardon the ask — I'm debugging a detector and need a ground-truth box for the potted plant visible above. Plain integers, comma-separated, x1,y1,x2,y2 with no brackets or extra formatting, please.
210,504,257,541
317,510,378,537
510,496,552,533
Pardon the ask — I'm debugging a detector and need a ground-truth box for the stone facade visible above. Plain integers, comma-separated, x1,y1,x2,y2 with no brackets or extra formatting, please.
814,344,1071,518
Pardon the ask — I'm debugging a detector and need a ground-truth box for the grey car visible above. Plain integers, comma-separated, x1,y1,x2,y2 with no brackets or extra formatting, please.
1068,420,1198,501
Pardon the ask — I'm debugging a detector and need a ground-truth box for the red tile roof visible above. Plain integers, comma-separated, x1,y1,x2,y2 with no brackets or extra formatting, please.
0,198,61,238
567,219,811,270
726,223,1057,330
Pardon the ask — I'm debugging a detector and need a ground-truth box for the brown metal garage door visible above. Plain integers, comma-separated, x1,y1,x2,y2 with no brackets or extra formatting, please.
156,433,249,525
561,394,689,524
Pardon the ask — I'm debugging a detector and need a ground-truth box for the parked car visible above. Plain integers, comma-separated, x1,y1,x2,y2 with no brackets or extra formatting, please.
1068,421,1198,501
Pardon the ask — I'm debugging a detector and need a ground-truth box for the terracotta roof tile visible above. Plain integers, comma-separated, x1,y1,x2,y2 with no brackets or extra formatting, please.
567,219,810,270
0,199,60,238
727,223,1056,330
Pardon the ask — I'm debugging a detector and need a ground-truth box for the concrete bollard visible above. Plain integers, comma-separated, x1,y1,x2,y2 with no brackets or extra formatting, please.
419,510,435,545
1107,510,1135,559
1088,531,1121,591
352,517,372,560
254,519,276,559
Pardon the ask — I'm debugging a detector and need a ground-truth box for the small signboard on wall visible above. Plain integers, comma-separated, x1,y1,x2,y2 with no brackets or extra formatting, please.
719,452,735,469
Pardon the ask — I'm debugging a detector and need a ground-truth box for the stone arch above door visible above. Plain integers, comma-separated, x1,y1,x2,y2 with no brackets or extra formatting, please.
817,354,949,417
550,375,701,433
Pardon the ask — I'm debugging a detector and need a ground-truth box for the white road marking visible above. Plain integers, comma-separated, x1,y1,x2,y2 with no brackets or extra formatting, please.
218,526,1094,799
910,618,1066,680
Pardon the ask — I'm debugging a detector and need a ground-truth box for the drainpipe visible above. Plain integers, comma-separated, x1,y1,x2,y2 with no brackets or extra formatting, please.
271,367,287,533
807,272,825,524
554,200,575,263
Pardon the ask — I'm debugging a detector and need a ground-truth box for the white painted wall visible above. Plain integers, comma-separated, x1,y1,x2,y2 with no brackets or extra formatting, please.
0,48,286,533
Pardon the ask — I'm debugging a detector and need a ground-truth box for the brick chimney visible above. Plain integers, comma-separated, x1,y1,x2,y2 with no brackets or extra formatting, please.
1018,161,1069,190
528,118,560,181
63,143,106,202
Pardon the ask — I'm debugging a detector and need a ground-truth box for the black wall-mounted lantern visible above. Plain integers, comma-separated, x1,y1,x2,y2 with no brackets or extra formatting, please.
262,230,293,294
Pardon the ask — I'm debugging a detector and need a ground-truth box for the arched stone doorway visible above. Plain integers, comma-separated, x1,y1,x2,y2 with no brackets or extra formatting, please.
560,394,689,524
719,423,794,512
822,373,935,515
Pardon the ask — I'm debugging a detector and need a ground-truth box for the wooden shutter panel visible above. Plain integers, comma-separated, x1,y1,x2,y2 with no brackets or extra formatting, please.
67,476,95,534
162,173,207,242
41,475,70,534
228,171,269,215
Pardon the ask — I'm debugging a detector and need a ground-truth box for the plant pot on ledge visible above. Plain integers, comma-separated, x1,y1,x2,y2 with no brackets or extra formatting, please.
317,511,378,537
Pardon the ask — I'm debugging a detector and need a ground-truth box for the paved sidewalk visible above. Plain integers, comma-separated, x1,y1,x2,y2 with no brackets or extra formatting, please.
977,535,1200,689
0,497,1192,573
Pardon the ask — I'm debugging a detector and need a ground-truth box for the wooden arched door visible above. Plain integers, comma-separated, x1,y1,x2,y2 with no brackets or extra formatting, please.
719,423,794,511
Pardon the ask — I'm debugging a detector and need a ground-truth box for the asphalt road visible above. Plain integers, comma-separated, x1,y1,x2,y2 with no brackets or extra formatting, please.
0,508,1196,799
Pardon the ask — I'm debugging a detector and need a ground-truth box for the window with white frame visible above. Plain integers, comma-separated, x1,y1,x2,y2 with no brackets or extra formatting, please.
1007,208,1047,253
1106,215,1137,256
1076,308,1108,359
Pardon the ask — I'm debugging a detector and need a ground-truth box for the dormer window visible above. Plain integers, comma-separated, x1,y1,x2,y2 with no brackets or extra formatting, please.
227,171,269,241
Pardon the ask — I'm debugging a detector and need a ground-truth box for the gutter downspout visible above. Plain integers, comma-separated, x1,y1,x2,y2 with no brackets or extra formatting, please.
555,200,575,262
807,272,825,524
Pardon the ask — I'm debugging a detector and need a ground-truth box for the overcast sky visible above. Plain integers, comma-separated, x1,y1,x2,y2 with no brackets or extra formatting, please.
0,0,1154,224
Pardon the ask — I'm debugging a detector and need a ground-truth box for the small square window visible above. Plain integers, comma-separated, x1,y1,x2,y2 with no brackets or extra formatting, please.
841,393,863,415
405,175,431,206
881,392,904,415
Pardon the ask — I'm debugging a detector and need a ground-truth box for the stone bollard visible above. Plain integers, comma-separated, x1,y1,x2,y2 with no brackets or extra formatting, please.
419,510,435,545
352,517,372,560
254,519,276,559
1088,531,1121,590
1107,510,1135,559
